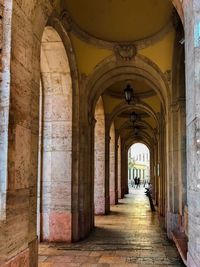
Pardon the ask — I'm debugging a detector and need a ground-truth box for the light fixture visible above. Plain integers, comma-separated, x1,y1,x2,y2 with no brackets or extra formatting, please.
130,112,138,123
133,127,139,135
124,84,133,104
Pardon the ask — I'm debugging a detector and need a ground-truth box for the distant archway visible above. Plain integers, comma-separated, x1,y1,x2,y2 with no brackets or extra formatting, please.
128,143,150,189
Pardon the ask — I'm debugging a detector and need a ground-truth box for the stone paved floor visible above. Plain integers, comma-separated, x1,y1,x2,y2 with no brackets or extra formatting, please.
39,188,184,267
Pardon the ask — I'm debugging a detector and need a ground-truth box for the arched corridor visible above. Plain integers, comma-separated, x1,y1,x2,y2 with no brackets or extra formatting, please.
1,1,200,267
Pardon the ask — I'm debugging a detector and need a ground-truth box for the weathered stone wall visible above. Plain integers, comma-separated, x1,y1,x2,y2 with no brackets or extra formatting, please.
94,97,106,214
109,123,116,205
0,0,3,74
184,1,200,266
1,0,53,265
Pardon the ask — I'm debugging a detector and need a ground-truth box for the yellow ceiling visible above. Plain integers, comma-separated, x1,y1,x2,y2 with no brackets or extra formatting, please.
63,0,176,145
70,33,112,75
64,0,173,42
140,30,175,72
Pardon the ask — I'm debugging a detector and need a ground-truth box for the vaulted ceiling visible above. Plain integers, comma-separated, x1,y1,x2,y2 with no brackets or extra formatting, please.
63,0,173,42
59,0,180,147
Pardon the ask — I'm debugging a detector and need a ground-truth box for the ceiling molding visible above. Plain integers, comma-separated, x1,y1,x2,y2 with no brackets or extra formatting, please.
61,10,174,51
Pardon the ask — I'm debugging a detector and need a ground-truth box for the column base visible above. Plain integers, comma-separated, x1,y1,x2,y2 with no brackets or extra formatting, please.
42,212,72,242
167,211,179,239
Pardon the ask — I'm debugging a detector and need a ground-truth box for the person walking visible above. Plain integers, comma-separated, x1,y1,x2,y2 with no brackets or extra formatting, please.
134,177,138,188
137,177,140,188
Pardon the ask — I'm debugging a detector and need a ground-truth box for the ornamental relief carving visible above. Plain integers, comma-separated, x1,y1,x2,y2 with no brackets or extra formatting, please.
114,45,137,61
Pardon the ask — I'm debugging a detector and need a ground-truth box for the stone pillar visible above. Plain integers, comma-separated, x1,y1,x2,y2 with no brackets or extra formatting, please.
110,123,116,205
117,137,122,199
121,141,126,198
0,1,54,265
105,115,110,214
184,1,200,265
167,99,186,237
40,27,73,243
94,97,106,215
153,136,159,206
114,132,119,203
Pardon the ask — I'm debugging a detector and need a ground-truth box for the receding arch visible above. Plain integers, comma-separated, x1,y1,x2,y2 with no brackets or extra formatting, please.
39,26,72,242
86,55,170,117
108,101,159,132
117,120,155,138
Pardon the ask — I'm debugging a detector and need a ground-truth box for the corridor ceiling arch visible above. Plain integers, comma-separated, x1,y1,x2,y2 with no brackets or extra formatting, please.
124,131,153,150
87,55,171,116
107,101,159,131
126,139,152,154
117,120,155,140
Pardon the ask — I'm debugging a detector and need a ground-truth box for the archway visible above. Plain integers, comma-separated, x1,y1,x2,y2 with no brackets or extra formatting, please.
128,143,150,190
38,26,72,242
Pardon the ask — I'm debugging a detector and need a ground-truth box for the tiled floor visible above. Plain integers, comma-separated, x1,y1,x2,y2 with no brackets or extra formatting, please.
39,188,184,267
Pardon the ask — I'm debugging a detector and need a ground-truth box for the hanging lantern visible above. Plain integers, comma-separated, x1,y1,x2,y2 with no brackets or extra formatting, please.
124,84,133,104
133,127,139,135
130,112,138,122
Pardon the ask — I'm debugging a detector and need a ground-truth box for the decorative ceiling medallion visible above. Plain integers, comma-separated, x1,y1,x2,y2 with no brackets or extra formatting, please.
60,10,174,51
114,45,137,61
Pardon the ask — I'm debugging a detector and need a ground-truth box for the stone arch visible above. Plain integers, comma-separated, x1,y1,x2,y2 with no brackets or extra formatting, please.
109,122,116,205
126,140,152,153
117,120,155,138
86,55,170,117
170,0,184,24
108,101,159,132
124,131,153,149
94,97,106,215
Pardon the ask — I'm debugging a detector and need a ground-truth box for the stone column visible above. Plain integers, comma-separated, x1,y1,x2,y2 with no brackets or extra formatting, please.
94,97,106,215
167,99,186,236
118,137,122,199
110,123,116,205
115,131,119,203
184,1,200,265
121,140,126,198
105,114,110,214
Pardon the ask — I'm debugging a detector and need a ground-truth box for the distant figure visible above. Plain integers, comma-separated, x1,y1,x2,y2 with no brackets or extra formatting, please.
131,179,134,187
134,177,138,188
137,177,140,188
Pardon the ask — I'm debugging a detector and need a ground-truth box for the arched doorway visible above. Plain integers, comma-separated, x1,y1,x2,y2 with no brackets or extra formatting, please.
128,143,150,190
